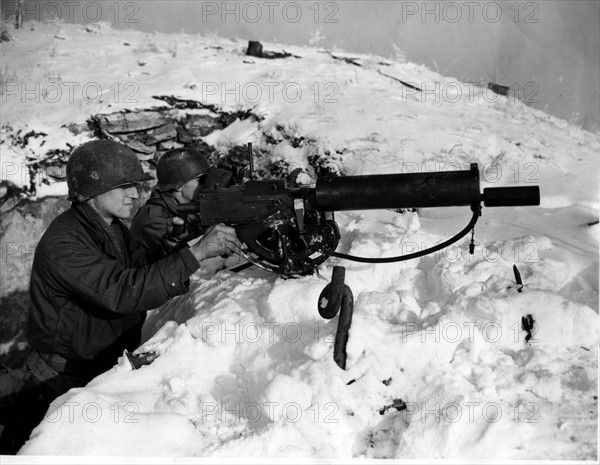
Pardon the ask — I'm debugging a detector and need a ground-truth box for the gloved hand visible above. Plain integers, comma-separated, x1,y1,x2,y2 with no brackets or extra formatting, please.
161,216,187,252
168,216,186,240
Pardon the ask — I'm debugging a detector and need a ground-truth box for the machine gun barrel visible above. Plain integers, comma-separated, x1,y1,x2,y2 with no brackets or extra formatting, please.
313,165,539,211
177,165,540,218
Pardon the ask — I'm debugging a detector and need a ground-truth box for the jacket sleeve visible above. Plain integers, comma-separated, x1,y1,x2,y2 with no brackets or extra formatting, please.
43,236,200,315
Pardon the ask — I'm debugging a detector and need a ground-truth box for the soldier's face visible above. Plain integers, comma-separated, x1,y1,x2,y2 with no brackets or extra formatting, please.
180,175,205,202
89,185,139,223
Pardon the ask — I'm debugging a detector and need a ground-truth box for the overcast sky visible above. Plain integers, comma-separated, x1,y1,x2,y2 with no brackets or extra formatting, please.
3,0,599,131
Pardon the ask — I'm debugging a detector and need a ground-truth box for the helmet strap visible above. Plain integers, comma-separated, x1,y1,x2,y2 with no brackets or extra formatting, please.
73,193,90,203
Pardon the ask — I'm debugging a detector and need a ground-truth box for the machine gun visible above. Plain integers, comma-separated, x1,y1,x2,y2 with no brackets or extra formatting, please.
177,159,540,277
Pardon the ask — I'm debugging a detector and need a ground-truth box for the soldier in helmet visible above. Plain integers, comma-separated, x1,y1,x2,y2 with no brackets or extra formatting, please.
0,140,241,454
131,147,232,262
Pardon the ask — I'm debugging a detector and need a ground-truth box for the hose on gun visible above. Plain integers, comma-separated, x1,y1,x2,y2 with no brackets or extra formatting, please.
331,206,481,264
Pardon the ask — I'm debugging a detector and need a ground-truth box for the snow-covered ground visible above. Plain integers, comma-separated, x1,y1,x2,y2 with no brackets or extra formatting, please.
1,20,598,462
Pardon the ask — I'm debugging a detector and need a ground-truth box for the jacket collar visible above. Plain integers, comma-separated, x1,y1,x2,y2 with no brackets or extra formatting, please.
146,190,180,216
70,202,132,262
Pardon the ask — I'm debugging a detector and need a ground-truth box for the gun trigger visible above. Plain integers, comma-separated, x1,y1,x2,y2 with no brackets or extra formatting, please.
294,199,305,233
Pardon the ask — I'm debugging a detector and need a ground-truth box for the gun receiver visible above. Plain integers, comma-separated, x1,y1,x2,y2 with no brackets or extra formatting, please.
177,163,540,276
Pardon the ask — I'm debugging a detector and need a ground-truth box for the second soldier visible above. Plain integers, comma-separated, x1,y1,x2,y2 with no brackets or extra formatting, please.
131,147,231,262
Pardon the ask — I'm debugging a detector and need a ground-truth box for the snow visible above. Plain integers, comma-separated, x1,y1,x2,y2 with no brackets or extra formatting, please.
1,20,598,463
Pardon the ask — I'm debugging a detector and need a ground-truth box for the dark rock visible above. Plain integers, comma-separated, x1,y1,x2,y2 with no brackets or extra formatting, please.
98,111,170,134
487,82,510,96
120,137,155,155
246,40,298,59
177,125,194,144
44,164,67,180
246,41,263,57
183,114,220,138
143,122,178,145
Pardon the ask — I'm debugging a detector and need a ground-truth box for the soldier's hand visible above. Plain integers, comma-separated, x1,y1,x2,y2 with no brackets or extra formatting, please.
190,224,241,262
162,217,187,254
166,216,186,241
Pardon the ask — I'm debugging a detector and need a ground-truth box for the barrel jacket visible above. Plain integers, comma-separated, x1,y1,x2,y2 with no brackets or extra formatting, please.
28,204,200,374
130,190,203,263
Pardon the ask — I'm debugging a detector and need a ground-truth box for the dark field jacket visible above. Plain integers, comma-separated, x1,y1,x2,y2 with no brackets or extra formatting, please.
130,190,203,263
28,204,199,377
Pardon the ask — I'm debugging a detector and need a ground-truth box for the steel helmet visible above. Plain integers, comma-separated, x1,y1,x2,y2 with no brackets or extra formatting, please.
67,140,153,201
156,148,210,191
